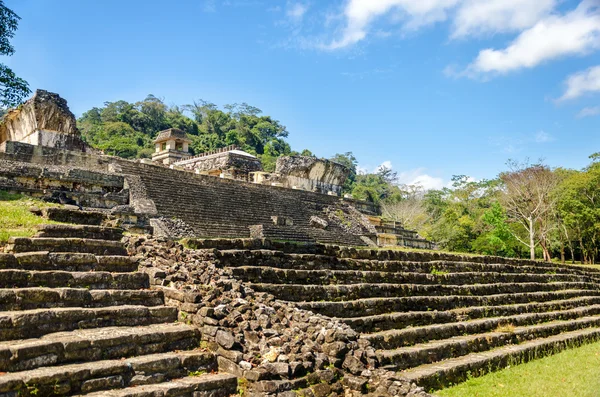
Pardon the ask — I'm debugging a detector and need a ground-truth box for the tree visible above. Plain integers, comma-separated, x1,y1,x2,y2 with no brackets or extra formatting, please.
500,160,559,260
0,1,30,107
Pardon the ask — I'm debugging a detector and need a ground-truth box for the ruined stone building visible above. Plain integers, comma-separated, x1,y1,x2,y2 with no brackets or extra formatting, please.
0,90,597,397
0,89,431,249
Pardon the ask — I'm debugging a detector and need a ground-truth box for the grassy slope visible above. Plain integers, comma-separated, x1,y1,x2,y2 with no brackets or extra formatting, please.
435,341,600,397
0,191,60,246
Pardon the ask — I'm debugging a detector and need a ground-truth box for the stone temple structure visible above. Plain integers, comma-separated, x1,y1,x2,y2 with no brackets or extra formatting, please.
152,128,192,165
0,90,596,396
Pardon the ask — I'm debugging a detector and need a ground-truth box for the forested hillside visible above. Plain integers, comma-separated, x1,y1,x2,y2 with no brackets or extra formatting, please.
77,95,307,171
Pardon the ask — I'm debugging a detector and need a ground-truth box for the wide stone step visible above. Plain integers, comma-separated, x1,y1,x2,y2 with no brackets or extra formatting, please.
298,289,600,318
0,288,165,311
252,282,597,302
346,295,600,333
0,252,139,272
0,306,177,341
0,350,217,396
401,327,600,391
0,323,200,372
79,373,238,397
366,304,600,351
381,315,600,371
217,251,597,278
229,266,591,286
7,238,127,256
0,270,149,289
35,224,123,241
42,207,106,225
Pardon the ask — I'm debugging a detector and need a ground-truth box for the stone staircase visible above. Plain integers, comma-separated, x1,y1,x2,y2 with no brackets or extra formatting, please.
0,211,237,396
118,162,367,247
216,246,600,392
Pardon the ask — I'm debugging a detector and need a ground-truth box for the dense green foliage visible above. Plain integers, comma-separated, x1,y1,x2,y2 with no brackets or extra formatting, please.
336,152,600,263
0,1,30,108
78,95,298,171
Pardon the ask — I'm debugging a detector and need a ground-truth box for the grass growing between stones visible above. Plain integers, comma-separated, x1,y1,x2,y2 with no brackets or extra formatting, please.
435,340,600,397
0,191,59,246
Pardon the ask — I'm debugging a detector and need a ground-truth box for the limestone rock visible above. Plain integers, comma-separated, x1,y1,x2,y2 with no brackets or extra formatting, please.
0,90,86,151
310,216,328,229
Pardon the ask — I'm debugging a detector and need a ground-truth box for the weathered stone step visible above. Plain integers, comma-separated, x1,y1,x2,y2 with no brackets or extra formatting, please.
368,304,600,351
381,315,600,371
229,266,592,286
0,305,177,341
217,251,592,277
0,269,149,289
298,289,600,318
7,237,127,256
42,207,106,225
0,350,218,396
0,252,139,272
401,326,600,391
346,295,600,333
0,288,165,311
0,323,200,372
252,282,597,302
78,373,238,397
34,224,123,241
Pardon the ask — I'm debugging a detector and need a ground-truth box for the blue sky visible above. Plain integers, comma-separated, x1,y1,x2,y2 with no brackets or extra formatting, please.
5,0,600,188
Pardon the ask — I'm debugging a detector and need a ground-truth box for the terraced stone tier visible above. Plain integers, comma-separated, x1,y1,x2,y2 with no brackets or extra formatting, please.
230,266,598,285
217,246,600,391
0,220,236,395
0,288,165,311
80,374,238,397
0,269,149,289
0,350,221,396
0,323,200,372
35,224,123,241
0,305,178,341
42,207,106,225
7,237,128,256
401,327,600,390
344,295,600,333
252,281,598,302
0,252,139,272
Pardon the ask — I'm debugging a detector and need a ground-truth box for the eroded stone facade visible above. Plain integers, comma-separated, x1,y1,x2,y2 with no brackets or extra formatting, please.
0,90,86,151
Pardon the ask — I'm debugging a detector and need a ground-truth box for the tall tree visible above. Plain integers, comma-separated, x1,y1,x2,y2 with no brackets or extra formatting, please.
500,160,559,260
0,1,29,107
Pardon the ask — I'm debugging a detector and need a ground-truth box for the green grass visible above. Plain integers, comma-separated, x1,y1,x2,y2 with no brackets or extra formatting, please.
0,191,60,246
435,341,600,397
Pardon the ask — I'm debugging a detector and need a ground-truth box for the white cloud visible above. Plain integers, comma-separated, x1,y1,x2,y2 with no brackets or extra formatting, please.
559,65,600,101
535,131,554,143
324,0,459,50
378,160,393,171
466,1,600,76
287,2,309,23
451,0,556,38
577,105,600,118
397,168,446,190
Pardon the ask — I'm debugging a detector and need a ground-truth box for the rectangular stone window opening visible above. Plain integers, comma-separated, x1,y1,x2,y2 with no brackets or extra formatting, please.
161,143,167,151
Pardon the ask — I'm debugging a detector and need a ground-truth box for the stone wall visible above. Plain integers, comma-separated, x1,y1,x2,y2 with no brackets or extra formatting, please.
0,141,112,172
0,158,128,209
